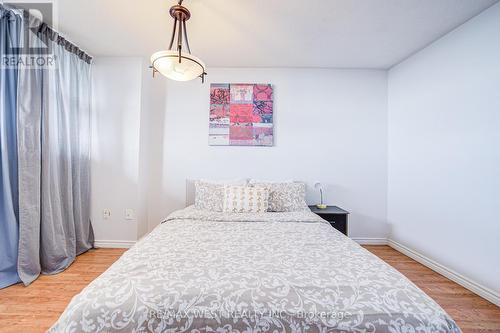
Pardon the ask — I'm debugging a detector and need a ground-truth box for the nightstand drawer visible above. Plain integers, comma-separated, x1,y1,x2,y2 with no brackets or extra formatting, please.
328,219,347,236
308,205,349,236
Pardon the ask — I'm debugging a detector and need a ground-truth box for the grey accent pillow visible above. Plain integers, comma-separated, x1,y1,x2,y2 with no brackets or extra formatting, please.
251,182,308,212
194,179,248,212
194,181,224,212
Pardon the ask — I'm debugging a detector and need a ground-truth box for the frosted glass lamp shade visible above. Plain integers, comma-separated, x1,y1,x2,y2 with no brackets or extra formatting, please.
151,50,206,81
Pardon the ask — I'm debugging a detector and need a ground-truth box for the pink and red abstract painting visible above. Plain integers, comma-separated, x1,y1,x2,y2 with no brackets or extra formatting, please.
209,83,273,146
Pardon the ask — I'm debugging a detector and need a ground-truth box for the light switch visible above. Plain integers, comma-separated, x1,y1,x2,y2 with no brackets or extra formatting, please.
103,209,111,219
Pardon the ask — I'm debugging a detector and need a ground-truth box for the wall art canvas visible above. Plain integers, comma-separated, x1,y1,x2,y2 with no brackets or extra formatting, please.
209,83,273,146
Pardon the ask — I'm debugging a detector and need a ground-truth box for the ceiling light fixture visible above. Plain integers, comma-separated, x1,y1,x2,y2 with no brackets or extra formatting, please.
151,0,207,82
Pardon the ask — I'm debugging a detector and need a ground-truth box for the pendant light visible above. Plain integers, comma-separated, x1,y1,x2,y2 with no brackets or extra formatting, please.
151,0,207,82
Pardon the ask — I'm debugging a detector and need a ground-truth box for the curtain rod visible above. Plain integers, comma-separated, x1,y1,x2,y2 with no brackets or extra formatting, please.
1,4,93,64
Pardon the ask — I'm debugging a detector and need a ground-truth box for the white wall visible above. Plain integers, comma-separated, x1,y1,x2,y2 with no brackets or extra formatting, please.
137,61,168,237
147,68,388,239
91,57,144,244
91,65,388,242
388,2,500,294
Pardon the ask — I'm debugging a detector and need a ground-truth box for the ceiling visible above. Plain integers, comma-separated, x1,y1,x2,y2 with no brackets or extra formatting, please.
56,0,498,69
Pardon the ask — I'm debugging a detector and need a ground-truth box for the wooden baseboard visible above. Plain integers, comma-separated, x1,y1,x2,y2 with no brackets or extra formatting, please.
352,237,388,245
94,240,136,248
388,239,500,307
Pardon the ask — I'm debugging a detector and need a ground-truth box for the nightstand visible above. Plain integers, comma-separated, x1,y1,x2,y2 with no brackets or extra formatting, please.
309,205,349,236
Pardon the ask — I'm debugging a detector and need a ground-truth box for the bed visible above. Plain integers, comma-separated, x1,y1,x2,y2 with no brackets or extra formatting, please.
49,205,461,332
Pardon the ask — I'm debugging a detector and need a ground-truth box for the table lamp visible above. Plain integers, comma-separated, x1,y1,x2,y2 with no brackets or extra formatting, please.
314,182,327,209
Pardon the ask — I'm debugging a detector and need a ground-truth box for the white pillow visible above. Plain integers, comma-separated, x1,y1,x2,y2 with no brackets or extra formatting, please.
223,185,269,213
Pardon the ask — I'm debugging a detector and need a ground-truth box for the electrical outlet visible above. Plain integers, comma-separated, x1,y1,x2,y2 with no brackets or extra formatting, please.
125,209,134,220
103,209,111,219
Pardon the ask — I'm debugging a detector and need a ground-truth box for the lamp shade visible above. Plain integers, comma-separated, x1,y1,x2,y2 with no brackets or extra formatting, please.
151,50,206,81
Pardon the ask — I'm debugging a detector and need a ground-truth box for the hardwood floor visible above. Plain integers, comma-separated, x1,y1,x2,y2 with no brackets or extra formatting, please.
364,246,500,333
0,246,498,332
0,248,126,333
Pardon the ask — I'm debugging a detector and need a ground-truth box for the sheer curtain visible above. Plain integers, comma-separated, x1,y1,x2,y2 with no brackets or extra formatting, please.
0,6,22,289
16,14,94,285
0,5,94,287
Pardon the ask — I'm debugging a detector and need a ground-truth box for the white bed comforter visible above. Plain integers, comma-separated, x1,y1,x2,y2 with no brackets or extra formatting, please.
49,206,461,333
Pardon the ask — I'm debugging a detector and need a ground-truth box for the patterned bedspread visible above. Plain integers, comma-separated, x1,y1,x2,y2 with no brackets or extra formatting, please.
49,206,461,333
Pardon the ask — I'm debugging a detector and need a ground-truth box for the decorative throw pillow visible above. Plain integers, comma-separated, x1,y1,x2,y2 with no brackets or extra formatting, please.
223,185,269,213
250,182,308,212
194,181,225,212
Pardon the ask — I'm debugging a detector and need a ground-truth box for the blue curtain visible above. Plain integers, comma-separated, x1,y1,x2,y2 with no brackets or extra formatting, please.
0,7,21,288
